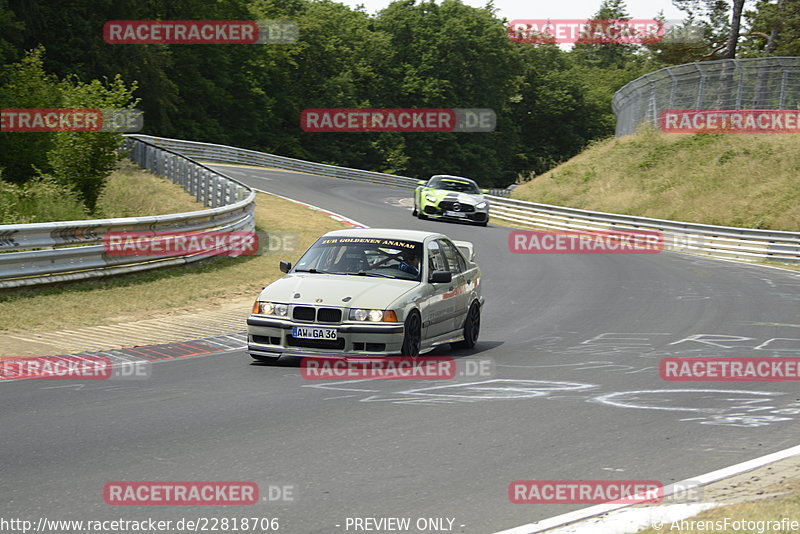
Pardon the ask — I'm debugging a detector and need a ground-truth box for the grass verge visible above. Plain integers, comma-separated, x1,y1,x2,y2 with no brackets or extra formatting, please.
94,160,207,217
0,172,347,332
512,127,800,231
636,478,800,533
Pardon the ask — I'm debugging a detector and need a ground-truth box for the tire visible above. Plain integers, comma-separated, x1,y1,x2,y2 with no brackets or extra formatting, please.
412,206,418,216
477,220,488,227
452,302,480,349
417,209,428,220
400,310,422,357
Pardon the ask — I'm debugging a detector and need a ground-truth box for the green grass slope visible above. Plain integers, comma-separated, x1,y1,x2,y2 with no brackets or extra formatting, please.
512,127,800,231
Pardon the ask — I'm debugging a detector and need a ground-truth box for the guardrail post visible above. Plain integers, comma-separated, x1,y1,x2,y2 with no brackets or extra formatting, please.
211,175,219,208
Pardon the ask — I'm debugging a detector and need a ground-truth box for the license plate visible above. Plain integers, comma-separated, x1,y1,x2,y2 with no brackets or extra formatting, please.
292,326,338,340
445,211,467,218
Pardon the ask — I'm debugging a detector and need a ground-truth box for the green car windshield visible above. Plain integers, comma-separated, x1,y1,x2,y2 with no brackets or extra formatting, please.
293,236,424,281
428,177,480,194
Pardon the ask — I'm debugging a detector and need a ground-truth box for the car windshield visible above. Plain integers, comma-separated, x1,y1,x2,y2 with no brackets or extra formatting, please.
293,236,423,281
428,178,480,194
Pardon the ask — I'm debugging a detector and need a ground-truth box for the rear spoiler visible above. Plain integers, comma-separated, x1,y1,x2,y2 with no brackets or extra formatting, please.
452,240,475,262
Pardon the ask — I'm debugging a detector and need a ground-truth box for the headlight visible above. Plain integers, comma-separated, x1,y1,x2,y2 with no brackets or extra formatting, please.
425,195,437,202
349,309,395,322
476,201,487,209
255,301,288,316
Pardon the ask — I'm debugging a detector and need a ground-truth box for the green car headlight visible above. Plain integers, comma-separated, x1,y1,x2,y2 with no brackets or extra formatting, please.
425,195,437,203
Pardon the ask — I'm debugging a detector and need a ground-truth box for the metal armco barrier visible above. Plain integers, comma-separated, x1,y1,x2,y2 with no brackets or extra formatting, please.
128,135,513,197
488,196,800,263
2,134,795,290
132,135,798,265
0,137,255,288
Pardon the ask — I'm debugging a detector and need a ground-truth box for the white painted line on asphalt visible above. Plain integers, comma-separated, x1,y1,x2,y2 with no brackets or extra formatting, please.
495,445,800,533
252,188,369,228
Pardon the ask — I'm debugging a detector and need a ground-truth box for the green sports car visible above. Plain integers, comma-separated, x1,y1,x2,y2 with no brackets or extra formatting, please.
413,175,490,226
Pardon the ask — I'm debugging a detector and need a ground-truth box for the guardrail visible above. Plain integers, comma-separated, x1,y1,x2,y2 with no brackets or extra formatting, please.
0,137,256,289
488,197,800,263
3,134,793,289
133,135,799,265
126,135,513,197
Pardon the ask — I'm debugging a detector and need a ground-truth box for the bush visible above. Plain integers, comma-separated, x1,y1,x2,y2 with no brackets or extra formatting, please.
0,176,88,224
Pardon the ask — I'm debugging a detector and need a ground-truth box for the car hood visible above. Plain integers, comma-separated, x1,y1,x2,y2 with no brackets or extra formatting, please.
424,189,485,205
258,273,417,310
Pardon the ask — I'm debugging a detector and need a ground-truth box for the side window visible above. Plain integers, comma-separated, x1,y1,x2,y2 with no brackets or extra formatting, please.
439,240,464,274
427,240,447,273
447,240,467,273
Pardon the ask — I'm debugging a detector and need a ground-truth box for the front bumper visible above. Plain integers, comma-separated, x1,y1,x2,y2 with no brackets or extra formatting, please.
423,204,488,223
247,315,405,357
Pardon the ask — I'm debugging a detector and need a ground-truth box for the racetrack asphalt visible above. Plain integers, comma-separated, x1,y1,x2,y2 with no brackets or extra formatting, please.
2,165,799,534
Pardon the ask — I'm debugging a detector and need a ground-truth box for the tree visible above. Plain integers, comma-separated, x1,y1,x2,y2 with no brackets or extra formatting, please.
48,74,139,211
0,47,62,183
571,0,641,69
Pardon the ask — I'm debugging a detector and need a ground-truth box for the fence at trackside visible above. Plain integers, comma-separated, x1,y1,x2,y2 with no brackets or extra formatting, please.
0,137,256,289
612,57,800,137
131,135,799,265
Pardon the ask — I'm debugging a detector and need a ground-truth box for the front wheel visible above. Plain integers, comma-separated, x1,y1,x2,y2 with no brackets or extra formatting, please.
401,310,422,356
452,302,480,349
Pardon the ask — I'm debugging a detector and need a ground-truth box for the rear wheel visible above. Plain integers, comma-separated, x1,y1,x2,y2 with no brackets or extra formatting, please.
452,302,480,349
401,310,422,356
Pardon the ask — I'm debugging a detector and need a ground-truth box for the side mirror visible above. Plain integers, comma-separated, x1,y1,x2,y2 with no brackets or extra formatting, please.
417,180,427,186
279,261,292,273
429,270,452,284
481,189,490,194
